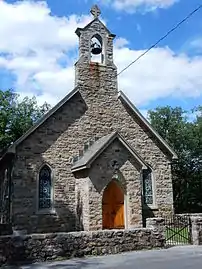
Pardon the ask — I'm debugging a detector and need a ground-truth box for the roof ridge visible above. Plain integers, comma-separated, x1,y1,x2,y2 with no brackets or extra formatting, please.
118,91,177,160
7,86,79,153
71,131,147,172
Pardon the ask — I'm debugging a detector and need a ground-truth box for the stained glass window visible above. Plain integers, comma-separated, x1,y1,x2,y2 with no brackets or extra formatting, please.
143,169,153,205
38,165,52,210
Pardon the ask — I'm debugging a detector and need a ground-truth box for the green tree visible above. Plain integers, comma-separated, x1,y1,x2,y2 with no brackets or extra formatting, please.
148,106,202,213
0,89,50,152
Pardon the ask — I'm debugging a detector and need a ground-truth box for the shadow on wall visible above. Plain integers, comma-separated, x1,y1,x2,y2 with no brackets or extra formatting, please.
87,139,141,194
142,204,155,227
13,152,81,233
76,190,84,231
21,175,86,233
12,91,89,234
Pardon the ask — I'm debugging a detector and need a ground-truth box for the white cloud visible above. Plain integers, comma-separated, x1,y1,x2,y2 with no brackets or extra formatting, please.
0,0,91,105
0,0,202,110
114,44,202,105
0,1,90,54
101,0,179,13
114,37,129,48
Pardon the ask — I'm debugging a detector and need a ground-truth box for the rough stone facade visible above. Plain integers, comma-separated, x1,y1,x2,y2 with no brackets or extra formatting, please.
0,227,165,266
74,139,144,231
0,7,175,233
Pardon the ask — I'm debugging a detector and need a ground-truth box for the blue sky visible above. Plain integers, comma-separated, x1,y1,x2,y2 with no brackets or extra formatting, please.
0,0,202,115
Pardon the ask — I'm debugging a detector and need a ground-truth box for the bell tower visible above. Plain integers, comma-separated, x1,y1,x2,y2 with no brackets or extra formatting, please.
75,5,117,90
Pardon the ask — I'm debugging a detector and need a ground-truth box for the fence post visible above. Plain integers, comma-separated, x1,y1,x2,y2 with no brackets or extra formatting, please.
146,217,165,234
146,217,166,248
191,216,202,245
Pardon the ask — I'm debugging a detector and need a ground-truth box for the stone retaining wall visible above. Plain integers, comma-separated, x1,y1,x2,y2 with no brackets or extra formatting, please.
177,213,202,218
191,216,202,245
0,228,165,266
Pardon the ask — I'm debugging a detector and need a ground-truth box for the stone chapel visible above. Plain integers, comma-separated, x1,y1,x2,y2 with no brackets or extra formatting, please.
0,5,177,234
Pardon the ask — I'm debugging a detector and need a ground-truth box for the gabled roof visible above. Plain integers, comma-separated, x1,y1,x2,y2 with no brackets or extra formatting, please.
5,87,177,162
7,86,79,153
75,18,116,38
71,131,148,172
118,91,178,160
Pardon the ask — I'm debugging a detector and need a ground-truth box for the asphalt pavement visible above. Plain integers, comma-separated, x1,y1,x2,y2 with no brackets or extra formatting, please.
4,245,202,269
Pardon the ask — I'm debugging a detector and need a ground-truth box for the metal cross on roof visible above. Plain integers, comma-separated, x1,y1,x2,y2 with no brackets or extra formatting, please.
90,5,101,19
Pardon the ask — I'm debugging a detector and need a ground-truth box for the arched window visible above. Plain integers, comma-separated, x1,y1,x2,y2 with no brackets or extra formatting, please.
90,34,104,63
142,168,154,205
38,165,52,211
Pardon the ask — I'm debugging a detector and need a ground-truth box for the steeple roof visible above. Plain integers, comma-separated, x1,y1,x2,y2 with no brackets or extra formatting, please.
75,5,116,38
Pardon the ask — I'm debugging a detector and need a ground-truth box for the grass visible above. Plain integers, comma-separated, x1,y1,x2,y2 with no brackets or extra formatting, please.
165,226,190,244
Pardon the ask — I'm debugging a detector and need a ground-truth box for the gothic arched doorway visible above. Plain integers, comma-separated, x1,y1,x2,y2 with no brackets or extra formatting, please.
102,180,124,229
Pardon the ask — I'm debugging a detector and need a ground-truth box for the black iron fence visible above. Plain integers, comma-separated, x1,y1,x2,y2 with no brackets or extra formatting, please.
164,215,192,245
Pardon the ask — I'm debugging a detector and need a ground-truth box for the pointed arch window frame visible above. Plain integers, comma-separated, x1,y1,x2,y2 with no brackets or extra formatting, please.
89,32,106,65
36,164,55,214
142,167,157,208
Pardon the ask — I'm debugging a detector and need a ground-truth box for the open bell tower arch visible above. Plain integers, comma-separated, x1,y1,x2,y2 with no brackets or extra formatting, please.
75,5,117,89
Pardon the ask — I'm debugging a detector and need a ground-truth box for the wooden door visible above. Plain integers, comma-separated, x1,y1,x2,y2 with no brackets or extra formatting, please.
102,180,124,229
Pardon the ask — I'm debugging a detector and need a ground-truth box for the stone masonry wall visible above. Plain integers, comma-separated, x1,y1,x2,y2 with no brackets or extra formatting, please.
0,228,165,266
191,216,202,245
87,139,143,230
11,18,174,233
12,81,174,233
75,177,90,231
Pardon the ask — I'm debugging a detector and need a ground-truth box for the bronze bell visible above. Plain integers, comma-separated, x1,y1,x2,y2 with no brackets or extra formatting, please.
91,42,102,55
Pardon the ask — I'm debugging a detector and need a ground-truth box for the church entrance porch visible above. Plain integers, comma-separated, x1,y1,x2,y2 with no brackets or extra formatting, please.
73,132,147,232
102,180,124,229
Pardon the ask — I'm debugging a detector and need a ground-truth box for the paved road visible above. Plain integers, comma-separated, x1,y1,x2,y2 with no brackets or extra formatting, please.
4,246,202,269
